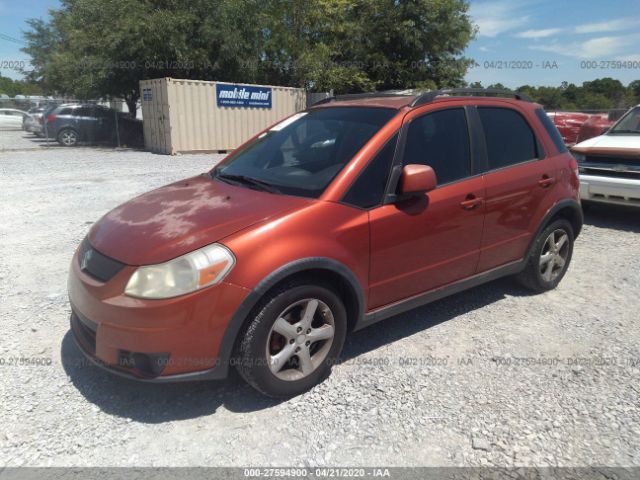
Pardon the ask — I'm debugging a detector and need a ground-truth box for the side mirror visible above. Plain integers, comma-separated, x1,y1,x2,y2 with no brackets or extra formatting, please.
399,164,437,196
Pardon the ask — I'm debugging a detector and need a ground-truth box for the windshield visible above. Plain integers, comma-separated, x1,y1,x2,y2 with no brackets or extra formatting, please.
609,106,640,134
212,107,397,198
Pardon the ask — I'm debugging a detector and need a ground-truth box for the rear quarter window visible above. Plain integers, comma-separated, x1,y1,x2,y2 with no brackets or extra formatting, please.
535,108,568,153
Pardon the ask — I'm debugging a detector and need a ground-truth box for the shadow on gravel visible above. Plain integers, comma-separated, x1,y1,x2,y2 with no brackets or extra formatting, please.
61,332,283,423
342,276,532,360
582,203,640,233
62,278,532,422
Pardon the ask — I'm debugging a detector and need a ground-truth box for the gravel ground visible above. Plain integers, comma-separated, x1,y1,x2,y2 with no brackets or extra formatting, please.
1,146,639,468
0,129,54,151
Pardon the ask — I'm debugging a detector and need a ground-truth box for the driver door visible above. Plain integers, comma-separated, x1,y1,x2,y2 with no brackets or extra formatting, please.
368,107,485,309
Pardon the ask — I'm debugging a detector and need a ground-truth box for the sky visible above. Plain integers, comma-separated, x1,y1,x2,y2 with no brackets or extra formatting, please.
1,0,639,88
465,0,640,87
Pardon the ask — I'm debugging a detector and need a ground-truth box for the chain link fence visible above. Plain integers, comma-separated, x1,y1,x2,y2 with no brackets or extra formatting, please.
0,97,142,152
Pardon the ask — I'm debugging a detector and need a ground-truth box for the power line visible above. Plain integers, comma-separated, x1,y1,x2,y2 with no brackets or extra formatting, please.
0,33,26,45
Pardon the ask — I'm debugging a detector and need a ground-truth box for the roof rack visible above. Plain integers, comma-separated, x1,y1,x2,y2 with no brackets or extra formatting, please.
312,88,532,108
410,88,532,107
312,91,414,106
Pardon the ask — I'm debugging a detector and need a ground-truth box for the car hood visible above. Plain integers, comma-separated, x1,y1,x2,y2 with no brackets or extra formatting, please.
573,133,640,152
88,174,311,265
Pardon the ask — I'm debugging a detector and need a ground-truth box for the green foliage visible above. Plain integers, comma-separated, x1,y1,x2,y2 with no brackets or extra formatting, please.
22,0,476,107
629,80,640,103
0,75,42,97
473,78,639,110
20,0,640,111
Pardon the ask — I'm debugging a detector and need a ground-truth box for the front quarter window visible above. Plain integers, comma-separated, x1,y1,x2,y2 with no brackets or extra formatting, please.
212,107,396,198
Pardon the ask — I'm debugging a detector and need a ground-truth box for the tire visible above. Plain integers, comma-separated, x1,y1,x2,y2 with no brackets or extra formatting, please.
57,128,79,147
236,281,347,398
516,218,574,292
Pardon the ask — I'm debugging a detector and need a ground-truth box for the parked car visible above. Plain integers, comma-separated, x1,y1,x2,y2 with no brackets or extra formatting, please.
548,111,591,146
68,88,582,397
43,103,143,147
44,104,120,146
0,108,29,130
572,105,640,207
22,107,45,135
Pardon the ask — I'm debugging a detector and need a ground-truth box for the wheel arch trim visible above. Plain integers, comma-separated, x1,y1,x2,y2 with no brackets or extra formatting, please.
215,257,366,375
527,199,583,259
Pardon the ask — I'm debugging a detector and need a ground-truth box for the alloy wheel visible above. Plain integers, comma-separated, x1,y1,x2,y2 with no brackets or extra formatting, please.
539,229,570,282
60,130,78,146
266,298,335,381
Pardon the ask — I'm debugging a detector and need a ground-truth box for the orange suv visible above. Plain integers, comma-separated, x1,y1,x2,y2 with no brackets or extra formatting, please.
68,89,582,397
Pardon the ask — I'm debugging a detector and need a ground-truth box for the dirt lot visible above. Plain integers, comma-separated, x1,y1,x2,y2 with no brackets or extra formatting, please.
1,147,639,467
0,128,61,152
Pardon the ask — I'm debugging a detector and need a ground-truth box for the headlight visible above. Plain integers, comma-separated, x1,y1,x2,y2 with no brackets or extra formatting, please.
124,244,235,299
571,151,585,163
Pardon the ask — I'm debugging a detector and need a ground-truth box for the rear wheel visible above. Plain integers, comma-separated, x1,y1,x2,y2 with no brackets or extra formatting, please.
236,282,347,398
57,128,79,147
516,219,574,292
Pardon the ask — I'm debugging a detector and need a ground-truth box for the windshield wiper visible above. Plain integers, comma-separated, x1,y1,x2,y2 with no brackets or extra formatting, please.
213,171,281,193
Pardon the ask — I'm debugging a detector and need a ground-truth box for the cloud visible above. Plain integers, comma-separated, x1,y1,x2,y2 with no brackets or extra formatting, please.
615,54,640,62
575,18,640,34
478,46,490,52
531,35,632,59
469,1,531,37
515,28,561,39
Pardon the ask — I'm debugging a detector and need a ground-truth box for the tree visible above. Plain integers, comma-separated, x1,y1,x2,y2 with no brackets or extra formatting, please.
23,0,264,115
628,80,640,104
582,78,627,107
0,75,42,97
23,0,476,106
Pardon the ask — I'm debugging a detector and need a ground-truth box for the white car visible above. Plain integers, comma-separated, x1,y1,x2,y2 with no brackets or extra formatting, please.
571,105,640,208
0,108,29,130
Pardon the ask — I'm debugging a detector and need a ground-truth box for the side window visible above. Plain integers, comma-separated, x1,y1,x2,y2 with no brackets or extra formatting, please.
402,108,471,185
95,107,112,118
343,133,398,209
479,107,540,170
75,107,93,117
58,108,73,115
535,108,567,153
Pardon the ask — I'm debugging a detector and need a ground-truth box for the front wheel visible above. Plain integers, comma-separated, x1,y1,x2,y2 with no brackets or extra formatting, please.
236,282,347,398
516,218,574,292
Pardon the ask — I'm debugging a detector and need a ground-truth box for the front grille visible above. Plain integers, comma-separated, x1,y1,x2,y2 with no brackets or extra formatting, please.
78,238,126,282
585,155,640,165
582,155,640,180
582,168,640,180
70,310,97,355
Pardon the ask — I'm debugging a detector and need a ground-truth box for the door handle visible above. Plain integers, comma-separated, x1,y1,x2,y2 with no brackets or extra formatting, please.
460,194,483,210
538,175,556,188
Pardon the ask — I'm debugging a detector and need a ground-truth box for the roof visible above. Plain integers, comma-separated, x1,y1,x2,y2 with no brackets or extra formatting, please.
311,88,533,110
315,96,414,109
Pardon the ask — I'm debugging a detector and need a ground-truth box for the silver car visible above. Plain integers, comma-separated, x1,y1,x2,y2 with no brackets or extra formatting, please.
23,107,45,136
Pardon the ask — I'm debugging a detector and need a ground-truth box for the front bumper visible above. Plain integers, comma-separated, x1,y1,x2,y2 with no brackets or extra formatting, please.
67,247,249,381
579,174,640,207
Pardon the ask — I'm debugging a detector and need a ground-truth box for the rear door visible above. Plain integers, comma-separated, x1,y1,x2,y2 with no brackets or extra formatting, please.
93,107,115,142
74,106,96,142
474,105,557,271
367,106,486,309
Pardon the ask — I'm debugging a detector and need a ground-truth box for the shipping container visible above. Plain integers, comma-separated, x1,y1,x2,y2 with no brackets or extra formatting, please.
139,78,306,154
